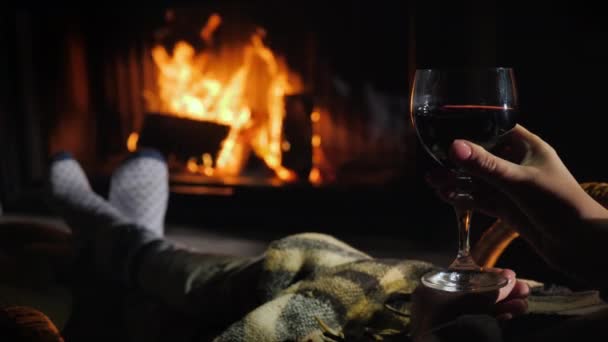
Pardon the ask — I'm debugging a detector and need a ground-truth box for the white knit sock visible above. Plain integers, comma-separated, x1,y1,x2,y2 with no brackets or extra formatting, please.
48,152,128,244
109,148,168,236
48,151,163,286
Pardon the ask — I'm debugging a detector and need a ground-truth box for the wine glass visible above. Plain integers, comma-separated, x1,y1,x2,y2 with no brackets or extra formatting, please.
410,67,518,292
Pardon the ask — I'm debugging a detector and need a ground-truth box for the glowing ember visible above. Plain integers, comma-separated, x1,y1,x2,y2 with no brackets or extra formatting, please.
142,13,302,180
309,108,326,186
311,134,321,148
308,167,321,185
126,132,139,152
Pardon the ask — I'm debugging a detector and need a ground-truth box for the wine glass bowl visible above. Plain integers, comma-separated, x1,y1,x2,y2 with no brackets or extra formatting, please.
411,67,518,292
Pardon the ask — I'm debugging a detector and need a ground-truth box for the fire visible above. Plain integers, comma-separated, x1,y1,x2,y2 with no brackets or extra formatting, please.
126,132,139,152
143,13,301,180
308,167,321,185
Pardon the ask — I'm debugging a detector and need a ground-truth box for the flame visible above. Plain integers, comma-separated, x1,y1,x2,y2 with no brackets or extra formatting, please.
145,14,301,180
187,157,199,173
311,134,321,148
200,14,222,43
308,167,321,185
127,132,139,152
276,166,296,182
309,108,329,186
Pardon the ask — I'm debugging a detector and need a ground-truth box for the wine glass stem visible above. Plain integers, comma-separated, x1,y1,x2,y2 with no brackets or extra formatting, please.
449,206,479,270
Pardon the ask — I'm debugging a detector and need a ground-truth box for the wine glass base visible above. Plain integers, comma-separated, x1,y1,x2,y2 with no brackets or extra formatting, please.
421,268,509,293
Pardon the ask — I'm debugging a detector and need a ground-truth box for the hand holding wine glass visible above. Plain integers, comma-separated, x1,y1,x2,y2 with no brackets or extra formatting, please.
413,68,608,340
411,67,519,292
427,123,608,289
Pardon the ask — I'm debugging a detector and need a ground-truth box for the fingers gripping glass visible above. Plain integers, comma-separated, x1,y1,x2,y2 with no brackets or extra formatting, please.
410,67,518,292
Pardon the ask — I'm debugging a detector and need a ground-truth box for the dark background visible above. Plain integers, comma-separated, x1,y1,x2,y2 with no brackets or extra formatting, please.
1,1,607,284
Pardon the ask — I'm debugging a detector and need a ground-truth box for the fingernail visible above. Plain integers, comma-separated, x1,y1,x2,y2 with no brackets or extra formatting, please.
503,269,516,280
452,140,472,161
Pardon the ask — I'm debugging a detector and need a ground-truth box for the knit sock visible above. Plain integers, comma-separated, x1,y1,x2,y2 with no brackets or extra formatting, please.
47,152,163,286
108,148,168,237
47,151,128,246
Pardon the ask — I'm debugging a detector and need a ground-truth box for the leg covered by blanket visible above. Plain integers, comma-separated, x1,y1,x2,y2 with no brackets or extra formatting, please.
45,151,434,341
134,233,434,342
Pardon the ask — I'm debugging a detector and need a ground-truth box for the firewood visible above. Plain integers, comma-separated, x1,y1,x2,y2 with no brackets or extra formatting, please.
137,112,230,160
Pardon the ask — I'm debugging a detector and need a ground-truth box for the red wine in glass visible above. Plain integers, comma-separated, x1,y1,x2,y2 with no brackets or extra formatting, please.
414,104,518,170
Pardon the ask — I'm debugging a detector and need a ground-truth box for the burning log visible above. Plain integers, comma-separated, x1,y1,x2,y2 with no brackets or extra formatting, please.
137,113,230,161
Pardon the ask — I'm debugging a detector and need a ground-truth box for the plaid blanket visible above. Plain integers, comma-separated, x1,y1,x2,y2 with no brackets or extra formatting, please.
134,232,433,341
215,234,434,341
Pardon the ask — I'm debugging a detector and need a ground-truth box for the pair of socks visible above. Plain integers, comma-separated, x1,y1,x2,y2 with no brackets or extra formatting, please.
48,149,168,237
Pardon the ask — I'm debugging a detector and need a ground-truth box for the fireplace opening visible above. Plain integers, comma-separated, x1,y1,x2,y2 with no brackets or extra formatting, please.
0,3,440,238
39,6,415,192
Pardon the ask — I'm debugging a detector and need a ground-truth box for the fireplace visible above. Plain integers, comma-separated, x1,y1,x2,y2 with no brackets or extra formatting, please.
6,6,414,186
0,4,434,235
